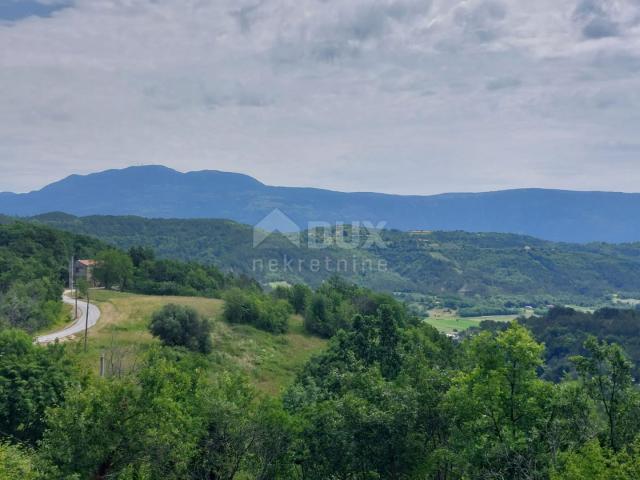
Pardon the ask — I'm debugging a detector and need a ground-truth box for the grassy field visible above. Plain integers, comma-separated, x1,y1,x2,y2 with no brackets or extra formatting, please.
69,290,326,395
425,310,519,334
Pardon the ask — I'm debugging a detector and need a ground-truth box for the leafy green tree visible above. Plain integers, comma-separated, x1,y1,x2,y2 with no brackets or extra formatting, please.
0,280,64,332
0,442,39,480
572,337,636,451
378,304,401,378
128,246,155,268
0,329,80,445
40,353,203,480
444,322,554,479
93,249,134,290
290,284,311,315
294,369,426,480
551,438,640,480
76,277,89,299
149,304,213,354
255,298,291,334
222,288,260,326
246,399,300,480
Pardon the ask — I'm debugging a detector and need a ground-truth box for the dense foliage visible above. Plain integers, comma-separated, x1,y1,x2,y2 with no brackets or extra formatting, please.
0,221,259,335
1,306,640,478
299,276,411,338
149,304,213,353
477,306,640,381
0,222,105,332
222,288,292,334
0,330,81,446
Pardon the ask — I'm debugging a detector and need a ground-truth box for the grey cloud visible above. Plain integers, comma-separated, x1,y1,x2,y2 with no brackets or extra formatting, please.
229,1,264,33
271,0,432,63
573,0,621,39
583,16,619,39
2,0,640,195
453,0,507,43
486,76,522,91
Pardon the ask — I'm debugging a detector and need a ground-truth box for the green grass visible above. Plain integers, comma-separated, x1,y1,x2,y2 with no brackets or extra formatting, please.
69,290,326,395
425,314,517,334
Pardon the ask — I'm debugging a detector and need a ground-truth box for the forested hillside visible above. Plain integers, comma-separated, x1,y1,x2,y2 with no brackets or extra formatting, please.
0,222,106,332
477,306,640,382
0,221,260,333
30,213,640,306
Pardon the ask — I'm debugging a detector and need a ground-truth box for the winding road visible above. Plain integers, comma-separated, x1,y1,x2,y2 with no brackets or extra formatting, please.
36,291,101,344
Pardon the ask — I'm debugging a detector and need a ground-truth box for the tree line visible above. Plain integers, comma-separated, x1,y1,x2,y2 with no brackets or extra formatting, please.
2,288,640,478
0,222,259,333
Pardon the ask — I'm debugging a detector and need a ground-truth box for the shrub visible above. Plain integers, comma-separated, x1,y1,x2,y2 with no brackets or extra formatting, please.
149,304,213,354
223,289,291,334
256,299,291,334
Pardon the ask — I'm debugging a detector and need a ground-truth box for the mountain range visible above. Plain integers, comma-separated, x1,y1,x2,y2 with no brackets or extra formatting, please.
2,165,640,243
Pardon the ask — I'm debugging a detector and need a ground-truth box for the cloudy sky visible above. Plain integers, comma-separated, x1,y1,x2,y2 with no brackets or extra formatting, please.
1,0,640,194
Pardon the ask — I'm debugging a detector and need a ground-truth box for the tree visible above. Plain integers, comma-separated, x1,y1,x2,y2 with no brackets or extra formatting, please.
378,304,401,379
0,442,39,480
0,329,80,445
128,246,155,268
149,304,213,354
93,249,133,290
551,438,640,480
290,284,311,314
572,337,635,451
444,322,553,479
0,280,64,333
294,369,426,480
76,277,89,299
40,354,203,480
222,288,260,326
223,289,291,334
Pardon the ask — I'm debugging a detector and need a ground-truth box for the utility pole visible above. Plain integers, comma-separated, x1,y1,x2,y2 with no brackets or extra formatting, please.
99,353,105,377
69,255,74,290
71,255,78,319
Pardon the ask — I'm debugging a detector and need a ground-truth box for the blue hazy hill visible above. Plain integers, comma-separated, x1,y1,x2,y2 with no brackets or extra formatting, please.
1,165,639,243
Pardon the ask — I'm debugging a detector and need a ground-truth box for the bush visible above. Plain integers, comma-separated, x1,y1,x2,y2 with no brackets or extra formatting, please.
256,299,291,334
0,442,38,480
0,329,79,445
223,289,291,334
149,304,213,354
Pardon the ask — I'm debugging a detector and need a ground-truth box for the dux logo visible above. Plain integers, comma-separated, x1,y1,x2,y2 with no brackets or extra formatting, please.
253,209,301,247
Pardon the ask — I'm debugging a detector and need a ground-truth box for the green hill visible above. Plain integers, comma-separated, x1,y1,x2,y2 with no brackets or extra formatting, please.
30,213,640,307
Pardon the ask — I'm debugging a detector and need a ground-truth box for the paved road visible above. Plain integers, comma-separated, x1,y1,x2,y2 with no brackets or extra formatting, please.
36,291,101,344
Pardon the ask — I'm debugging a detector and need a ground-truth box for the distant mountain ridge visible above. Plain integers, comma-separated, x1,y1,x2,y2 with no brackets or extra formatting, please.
2,165,640,243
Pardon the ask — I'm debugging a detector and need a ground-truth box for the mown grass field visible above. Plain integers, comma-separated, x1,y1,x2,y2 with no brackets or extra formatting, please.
425,312,518,334
68,290,326,395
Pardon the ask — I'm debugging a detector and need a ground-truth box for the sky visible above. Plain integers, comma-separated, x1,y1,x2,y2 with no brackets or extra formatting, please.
1,0,640,195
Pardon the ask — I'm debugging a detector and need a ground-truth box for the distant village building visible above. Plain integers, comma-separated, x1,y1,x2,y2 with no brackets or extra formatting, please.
70,259,98,287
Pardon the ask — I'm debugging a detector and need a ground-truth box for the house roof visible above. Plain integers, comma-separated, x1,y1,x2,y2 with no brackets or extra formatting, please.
77,259,97,267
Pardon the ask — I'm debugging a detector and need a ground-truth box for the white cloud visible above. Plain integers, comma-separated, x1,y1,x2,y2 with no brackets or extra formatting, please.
1,0,640,194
